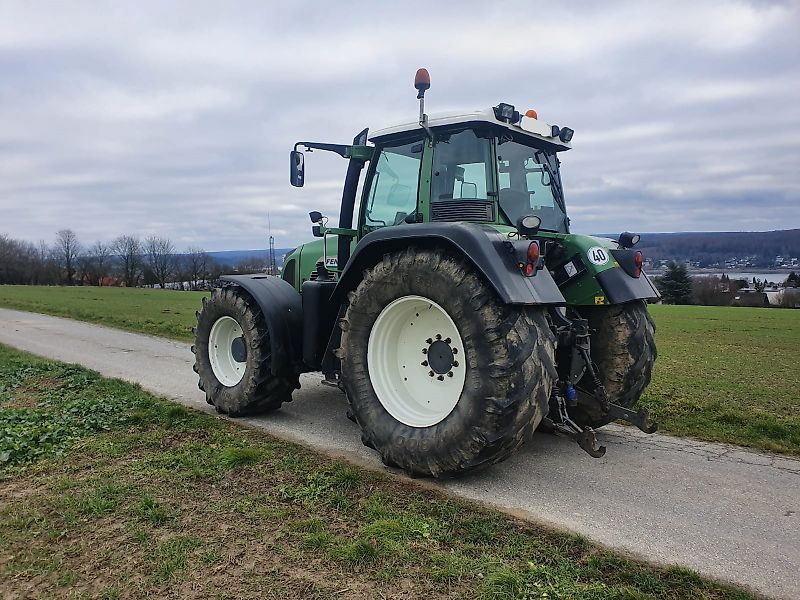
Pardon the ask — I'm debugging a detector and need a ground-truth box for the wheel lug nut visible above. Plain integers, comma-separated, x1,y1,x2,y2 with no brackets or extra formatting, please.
447,371,454,377
437,375,444,381
452,348,458,354
421,361,428,367
453,361,459,367
422,348,427,354
428,371,434,377
445,337,451,344
436,334,442,340
426,338,433,344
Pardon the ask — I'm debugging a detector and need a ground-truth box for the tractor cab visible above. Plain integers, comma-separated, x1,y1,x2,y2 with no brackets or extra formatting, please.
288,69,576,288
364,108,573,236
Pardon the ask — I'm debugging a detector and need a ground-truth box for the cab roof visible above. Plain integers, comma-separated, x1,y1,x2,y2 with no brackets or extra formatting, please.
369,107,572,151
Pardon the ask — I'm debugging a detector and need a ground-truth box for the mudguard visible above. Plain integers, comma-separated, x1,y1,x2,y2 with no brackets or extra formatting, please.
220,274,303,377
332,222,566,305
596,268,661,304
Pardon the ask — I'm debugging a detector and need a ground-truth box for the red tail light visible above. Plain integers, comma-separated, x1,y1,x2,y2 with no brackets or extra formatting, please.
634,251,643,278
527,242,540,262
520,242,540,277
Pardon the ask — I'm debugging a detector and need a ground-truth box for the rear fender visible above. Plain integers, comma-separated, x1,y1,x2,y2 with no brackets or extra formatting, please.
220,275,303,377
331,223,566,305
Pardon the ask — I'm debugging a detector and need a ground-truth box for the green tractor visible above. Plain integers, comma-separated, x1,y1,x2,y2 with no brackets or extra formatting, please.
193,69,659,477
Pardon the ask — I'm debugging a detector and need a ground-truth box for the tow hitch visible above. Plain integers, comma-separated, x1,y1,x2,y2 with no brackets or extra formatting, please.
546,386,606,458
548,311,658,457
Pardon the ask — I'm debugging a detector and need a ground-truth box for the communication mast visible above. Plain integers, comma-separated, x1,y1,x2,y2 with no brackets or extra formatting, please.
268,235,277,276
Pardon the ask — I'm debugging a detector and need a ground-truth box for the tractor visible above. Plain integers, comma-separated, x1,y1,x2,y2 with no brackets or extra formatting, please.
192,69,659,477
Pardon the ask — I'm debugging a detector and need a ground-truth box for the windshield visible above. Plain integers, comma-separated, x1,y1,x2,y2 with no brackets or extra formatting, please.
496,138,568,233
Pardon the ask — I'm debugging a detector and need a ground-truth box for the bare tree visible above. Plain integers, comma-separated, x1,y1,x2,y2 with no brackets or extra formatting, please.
54,229,81,285
145,236,176,289
185,247,210,290
235,256,268,274
0,234,58,284
79,241,113,286
112,235,142,287
0,234,22,283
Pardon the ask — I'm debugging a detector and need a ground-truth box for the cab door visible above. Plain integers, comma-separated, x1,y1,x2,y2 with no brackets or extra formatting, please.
359,137,426,236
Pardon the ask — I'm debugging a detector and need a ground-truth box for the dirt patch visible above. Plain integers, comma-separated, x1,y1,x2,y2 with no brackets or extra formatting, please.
1,376,65,409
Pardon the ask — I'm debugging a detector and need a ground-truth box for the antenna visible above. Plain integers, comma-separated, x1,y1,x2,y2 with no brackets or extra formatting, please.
267,212,277,276
269,235,277,276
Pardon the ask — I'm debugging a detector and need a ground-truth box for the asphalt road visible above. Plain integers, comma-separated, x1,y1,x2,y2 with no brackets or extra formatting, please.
1,307,798,599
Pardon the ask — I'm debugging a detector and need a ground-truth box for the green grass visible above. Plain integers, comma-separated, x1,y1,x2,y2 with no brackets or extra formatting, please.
0,285,206,340
642,305,800,454
0,344,757,600
0,285,798,454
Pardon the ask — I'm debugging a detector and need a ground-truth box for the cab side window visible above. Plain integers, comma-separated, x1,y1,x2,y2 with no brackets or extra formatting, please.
364,140,422,231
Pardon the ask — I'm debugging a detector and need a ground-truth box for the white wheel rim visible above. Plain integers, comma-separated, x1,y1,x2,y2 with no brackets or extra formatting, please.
367,295,466,428
208,316,247,387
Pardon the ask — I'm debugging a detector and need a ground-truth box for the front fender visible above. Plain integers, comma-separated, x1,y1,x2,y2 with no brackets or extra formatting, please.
220,275,303,377
332,223,566,305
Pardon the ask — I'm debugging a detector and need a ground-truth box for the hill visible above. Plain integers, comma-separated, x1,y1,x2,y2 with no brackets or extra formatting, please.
207,248,294,267
594,229,800,268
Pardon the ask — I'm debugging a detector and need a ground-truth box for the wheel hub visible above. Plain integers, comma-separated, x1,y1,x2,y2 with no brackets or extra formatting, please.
230,336,247,363
426,338,455,375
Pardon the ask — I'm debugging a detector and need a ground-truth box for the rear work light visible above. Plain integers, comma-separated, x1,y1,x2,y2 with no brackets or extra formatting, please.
634,251,643,278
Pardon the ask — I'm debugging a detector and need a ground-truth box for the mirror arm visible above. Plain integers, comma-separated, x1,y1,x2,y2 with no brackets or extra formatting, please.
295,141,350,157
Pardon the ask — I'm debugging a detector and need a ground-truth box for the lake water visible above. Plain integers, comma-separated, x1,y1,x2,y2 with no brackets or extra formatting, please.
648,271,795,283
692,272,793,283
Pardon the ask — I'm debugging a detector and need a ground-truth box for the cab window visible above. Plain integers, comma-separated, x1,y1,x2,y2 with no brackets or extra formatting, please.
497,139,567,232
431,129,494,201
363,140,422,231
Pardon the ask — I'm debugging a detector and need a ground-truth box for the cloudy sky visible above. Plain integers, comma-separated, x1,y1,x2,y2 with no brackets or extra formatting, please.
1,1,798,251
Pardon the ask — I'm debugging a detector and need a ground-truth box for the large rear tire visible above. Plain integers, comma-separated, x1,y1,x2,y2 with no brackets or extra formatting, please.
571,300,656,428
192,287,296,416
339,247,556,478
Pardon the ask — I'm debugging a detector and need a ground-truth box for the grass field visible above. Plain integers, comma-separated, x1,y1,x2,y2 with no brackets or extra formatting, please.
0,285,798,455
641,304,799,454
0,285,205,340
0,345,757,599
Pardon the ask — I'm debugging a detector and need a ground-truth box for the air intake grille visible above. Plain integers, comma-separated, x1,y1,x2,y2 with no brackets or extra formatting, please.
431,200,493,222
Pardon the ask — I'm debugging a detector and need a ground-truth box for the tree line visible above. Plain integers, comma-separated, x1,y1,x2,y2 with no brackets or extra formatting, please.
653,261,799,308
0,229,227,290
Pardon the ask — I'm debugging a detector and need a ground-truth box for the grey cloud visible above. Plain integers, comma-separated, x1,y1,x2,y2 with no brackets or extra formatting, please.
0,0,798,251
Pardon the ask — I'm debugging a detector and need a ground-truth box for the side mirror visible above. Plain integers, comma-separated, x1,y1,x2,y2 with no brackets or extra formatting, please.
290,150,304,187
309,211,323,223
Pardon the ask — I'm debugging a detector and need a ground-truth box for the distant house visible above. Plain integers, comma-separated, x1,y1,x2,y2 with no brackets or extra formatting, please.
777,288,800,308
731,289,768,307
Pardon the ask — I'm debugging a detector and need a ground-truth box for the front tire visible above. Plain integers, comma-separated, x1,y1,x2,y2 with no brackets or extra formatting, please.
192,287,296,416
339,247,556,478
